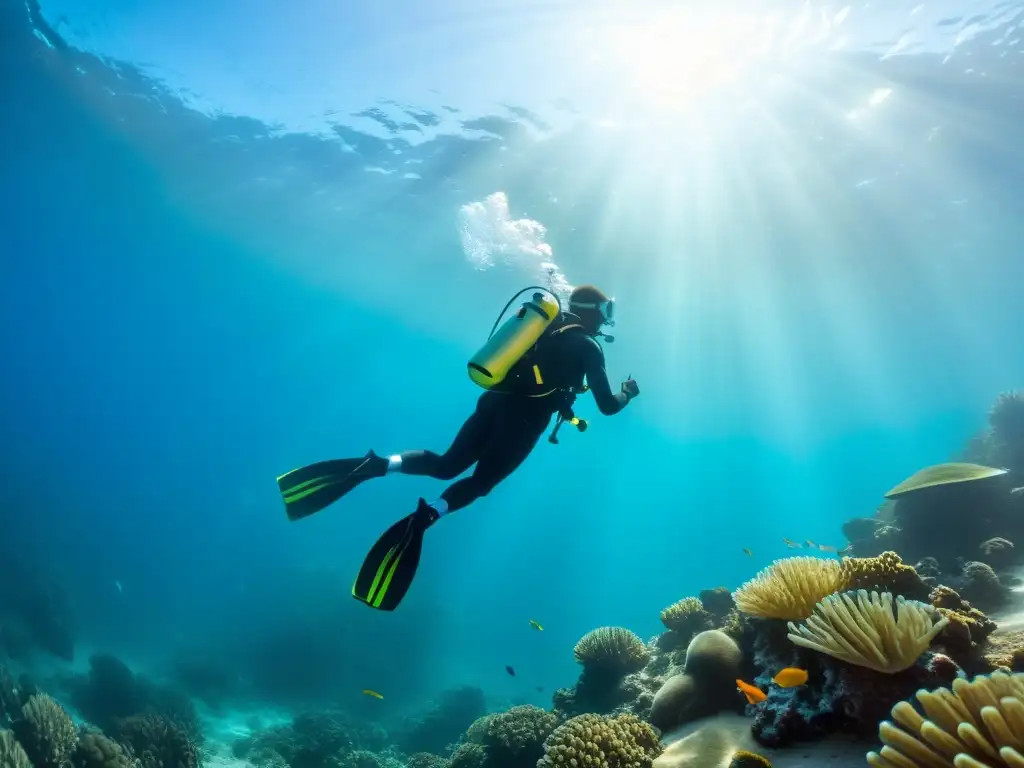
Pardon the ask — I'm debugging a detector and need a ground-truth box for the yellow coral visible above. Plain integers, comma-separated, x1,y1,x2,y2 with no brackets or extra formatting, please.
866,670,1024,767
840,551,930,601
730,751,773,768
484,705,559,761
733,556,844,620
538,713,661,768
660,597,711,636
573,627,650,675
787,590,948,674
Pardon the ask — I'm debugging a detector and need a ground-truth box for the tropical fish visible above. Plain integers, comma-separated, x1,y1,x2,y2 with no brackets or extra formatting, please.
529,619,544,631
536,686,544,692
743,548,753,557
773,668,808,687
362,689,384,700
782,538,802,549
805,540,816,548
506,665,516,677
736,679,766,704
818,544,838,553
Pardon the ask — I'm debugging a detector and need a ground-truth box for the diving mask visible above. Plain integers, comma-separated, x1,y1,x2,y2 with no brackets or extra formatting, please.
570,297,615,327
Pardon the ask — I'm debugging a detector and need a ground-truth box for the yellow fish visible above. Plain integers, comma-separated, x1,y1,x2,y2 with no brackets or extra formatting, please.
782,538,802,549
743,548,753,557
529,619,543,631
362,689,384,700
818,544,837,553
773,668,808,688
736,679,767,704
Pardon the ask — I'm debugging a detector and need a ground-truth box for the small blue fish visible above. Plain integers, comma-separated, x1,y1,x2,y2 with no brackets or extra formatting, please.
506,665,516,677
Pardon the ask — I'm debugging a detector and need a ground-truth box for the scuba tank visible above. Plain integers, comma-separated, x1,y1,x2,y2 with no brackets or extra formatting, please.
468,287,561,390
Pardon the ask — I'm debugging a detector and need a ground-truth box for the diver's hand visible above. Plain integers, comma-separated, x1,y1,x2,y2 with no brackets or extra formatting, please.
622,377,640,401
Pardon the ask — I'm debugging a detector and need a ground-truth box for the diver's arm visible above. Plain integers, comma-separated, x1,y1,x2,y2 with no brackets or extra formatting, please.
582,338,630,415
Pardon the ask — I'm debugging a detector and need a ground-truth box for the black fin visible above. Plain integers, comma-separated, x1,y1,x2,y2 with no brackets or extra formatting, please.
276,452,384,521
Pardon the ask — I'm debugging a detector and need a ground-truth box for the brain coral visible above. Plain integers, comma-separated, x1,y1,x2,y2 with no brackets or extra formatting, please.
733,556,844,620
574,628,650,676
538,713,662,768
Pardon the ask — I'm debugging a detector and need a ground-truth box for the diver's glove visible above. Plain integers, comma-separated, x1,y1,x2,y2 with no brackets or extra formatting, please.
622,377,640,401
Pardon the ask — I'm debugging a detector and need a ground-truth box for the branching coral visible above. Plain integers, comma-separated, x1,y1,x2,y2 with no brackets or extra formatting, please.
115,713,198,768
787,590,948,674
0,730,31,768
733,557,844,620
10,693,77,768
573,628,650,676
867,670,1024,766
660,598,712,642
537,714,661,768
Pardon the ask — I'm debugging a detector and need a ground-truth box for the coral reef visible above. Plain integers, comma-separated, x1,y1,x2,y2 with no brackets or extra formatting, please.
397,686,485,756
698,588,736,625
649,630,742,732
63,652,202,744
957,560,1011,611
537,713,661,768
0,552,76,662
839,551,930,601
866,669,1024,766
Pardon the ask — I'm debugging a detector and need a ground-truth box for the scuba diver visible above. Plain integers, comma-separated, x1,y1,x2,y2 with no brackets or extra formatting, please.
276,284,639,611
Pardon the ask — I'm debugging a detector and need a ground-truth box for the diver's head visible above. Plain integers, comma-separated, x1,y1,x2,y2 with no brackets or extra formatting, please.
569,285,615,337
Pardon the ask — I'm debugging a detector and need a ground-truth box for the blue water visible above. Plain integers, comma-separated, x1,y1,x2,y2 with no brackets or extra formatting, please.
2,0,1023,736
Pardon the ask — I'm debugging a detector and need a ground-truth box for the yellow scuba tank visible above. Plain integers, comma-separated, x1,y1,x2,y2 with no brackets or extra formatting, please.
468,288,561,389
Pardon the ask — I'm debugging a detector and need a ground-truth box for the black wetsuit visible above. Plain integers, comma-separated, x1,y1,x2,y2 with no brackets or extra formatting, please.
397,326,629,512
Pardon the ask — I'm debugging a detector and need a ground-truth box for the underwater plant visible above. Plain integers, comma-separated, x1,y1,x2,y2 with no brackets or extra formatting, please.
0,730,31,768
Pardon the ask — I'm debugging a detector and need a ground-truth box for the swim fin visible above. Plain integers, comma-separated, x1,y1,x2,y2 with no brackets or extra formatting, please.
352,499,438,611
277,451,387,521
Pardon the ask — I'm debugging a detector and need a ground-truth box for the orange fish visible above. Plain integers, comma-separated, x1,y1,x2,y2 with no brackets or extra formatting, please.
736,679,767,705
773,668,808,687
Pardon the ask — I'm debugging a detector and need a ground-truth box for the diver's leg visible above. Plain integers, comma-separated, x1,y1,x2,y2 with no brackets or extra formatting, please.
437,412,548,513
387,399,492,481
